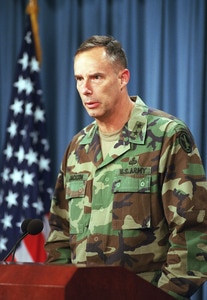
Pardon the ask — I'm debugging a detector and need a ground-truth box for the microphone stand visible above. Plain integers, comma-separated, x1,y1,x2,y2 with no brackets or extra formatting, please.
2,218,43,263
11,232,29,262
2,232,28,262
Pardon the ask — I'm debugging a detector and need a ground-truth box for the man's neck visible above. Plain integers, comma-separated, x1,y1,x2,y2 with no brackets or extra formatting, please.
97,97,134,134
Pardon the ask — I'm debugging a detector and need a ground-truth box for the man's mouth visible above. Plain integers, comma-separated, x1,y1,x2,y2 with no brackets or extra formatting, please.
85,101,100,109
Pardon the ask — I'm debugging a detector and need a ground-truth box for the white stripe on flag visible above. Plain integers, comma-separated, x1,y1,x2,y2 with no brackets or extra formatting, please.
15,241,33,262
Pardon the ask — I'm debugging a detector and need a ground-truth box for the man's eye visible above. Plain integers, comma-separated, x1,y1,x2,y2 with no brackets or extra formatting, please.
92,75,101,80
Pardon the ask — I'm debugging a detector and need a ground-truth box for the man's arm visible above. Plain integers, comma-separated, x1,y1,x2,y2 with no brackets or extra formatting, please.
158,125,207,299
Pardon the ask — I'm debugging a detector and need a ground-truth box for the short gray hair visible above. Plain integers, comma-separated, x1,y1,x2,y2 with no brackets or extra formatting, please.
75,35,128,69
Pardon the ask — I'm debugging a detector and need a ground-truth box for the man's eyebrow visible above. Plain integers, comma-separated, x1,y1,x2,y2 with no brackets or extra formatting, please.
74,74,82,79
90,72,104,77
74,72,104,78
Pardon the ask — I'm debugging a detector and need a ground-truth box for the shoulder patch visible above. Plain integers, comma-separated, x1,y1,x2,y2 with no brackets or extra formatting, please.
179,131,193,153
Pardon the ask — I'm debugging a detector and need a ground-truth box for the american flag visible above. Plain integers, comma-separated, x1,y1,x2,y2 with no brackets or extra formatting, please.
0,17,52,262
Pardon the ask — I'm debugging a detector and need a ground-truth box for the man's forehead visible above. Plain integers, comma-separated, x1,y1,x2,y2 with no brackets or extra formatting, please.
75,47,107,62
74,49,112,74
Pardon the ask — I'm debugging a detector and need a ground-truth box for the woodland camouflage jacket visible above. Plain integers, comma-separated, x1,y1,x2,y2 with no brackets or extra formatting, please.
45,96,207,299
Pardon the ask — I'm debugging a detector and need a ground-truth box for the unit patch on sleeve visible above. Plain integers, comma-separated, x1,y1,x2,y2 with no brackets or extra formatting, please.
179,131,193,153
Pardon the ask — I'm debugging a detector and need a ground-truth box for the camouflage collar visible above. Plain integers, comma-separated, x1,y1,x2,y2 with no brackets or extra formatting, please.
80,96,148,145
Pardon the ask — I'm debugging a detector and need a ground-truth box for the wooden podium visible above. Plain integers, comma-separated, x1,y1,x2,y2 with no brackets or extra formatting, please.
0,263,173,299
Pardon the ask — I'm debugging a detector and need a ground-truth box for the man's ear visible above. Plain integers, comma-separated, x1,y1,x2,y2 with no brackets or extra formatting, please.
119,69,130,87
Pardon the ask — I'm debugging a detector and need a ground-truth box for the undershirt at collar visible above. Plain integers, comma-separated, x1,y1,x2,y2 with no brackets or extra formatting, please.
99,129,122,159
98,104,136,159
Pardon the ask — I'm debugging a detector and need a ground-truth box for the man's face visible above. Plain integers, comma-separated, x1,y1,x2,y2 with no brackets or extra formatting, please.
74,47,125,121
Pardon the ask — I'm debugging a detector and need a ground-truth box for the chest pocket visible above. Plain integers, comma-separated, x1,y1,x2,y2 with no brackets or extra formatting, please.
66,173,89,234
112,174,151,230
66,173,89,199
113,175,150,193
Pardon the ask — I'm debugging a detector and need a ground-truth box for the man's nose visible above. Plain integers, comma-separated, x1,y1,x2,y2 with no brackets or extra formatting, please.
82,79,92,95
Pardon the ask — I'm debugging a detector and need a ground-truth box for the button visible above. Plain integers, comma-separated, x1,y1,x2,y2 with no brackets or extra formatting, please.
94,236,99,242
140,181,145,187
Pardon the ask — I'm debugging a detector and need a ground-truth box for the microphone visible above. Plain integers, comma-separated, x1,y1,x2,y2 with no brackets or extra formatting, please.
2,218,43,262
21,218,33,233
27,219,44,235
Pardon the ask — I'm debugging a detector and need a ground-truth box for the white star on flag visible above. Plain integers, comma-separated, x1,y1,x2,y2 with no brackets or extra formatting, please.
3,144,13,160
7,121,18,138
10,98,24,115
18,52,29,70
10,168,23,185
1,213,13,230
0,236,8,252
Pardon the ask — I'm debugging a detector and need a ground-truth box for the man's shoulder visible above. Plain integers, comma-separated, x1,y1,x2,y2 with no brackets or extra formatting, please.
133,95,186,128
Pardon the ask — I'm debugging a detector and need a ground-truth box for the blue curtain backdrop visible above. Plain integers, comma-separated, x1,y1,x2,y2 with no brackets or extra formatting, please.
0,1,206,298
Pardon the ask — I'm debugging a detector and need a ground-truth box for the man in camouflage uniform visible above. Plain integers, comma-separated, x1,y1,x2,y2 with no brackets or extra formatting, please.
45,36,207,299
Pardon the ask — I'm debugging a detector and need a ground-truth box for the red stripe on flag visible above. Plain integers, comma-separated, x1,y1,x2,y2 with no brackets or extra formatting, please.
23,233,47,262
